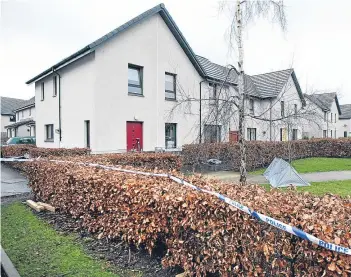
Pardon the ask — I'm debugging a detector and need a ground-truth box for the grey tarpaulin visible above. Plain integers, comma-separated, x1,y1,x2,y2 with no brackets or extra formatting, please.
264,158,310,188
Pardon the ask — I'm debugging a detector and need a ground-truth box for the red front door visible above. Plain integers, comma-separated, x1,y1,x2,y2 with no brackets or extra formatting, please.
126,122,143,151
229,131,239,142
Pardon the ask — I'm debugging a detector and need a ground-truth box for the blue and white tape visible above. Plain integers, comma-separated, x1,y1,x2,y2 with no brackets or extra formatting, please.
1,157,350,255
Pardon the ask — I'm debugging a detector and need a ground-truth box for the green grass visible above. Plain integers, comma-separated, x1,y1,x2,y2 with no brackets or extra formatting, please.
262,180,351,197
0,203,137,277
250,157,351,175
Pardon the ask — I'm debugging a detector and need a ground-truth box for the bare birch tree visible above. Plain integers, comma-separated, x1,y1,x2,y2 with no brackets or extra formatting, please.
218,0,287,183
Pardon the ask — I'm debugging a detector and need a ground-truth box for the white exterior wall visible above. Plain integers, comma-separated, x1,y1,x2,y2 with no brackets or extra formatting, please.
1,115,12,133
35,53,95,148
229,75,304,141
338,118,351,137
15,107,35,122
35,14,202,152
302,97,340,138
93,14,201,152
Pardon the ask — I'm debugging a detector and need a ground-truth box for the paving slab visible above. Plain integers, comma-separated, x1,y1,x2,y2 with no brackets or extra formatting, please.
1,163,30,197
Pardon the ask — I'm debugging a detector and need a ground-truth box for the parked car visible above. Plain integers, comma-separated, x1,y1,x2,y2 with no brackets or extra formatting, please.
5,136,36,146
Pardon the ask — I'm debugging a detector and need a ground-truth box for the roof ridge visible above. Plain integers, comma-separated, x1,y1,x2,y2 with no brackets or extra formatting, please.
251,68,293,77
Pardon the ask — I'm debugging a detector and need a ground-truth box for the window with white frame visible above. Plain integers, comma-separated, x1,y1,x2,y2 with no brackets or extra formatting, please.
165,123,177,149
45,124,54,141
292,129,298,140
209,83,217,100
324,111,327,122
41,82,45,101
323,130,327,138
128,64,143,95
335,113,336,123
331,113,333,123
247,128,256,141
294,104,297,118
165,73,176,100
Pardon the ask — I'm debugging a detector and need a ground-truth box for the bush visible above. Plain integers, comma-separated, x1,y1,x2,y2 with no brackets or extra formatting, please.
1,144,36,157
183,139,351,171
29,147,90,158
23,160,351,276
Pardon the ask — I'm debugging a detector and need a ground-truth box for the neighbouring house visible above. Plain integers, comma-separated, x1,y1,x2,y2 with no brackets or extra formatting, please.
1,96,27,142
303,92,341,138
5,97,36,138
338,104,351,137
26,3,308,152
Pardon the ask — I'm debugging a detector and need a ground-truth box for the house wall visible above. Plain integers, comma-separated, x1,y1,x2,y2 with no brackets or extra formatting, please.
34,14,202,152
93,14,202,152
228,75,304,141
15,106,35,122
1,115,12,133
338,118,351,137
16,124,31,137
302,97,340,139
35,53,95,148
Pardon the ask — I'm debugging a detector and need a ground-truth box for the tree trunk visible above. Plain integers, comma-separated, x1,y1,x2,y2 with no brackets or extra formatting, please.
236,0,247,184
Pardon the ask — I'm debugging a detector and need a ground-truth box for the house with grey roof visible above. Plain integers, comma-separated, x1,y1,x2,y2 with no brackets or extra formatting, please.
5,96,36,138
338,104,351,137
1,96,27,141
25,3,307,152
303,92,341,138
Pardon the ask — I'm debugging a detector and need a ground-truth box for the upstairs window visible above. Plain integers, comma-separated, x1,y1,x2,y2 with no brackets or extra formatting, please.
41,82,45,101
128,65,143,95
249,99,254,115
294,104,297,118
280,101,285,117
335,113,336,123
209,83,217,100
331,113,333,123
324,111,327,122
21,110,24,118
53,75,58,97
16,113,19,121
165,73,176,100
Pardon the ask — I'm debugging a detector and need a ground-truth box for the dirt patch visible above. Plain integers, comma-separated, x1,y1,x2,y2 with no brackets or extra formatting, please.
36,211,182,277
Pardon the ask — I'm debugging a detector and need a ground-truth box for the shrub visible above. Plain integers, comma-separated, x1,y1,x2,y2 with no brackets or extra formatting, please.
183,139,351,171
22,160,351,276
1,144,36,157
29,147,90,158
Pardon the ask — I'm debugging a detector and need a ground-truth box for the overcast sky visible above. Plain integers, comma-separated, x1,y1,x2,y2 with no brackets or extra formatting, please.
1,0,350,104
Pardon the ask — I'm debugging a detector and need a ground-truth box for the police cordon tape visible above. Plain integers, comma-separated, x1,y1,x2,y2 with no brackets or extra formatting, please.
2,156,350,255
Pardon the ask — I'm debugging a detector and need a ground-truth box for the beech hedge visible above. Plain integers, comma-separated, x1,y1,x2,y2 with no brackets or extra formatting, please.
183,138,351,171
20,160,351,276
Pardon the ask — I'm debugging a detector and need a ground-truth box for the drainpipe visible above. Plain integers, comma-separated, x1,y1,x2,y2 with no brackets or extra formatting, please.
52,67,62,146
269,98,272,141
199,80,205,143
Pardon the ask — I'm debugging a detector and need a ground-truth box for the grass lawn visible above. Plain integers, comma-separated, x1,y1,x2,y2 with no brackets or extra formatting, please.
250,157,351,175
0,203,134,277
262,179,351,197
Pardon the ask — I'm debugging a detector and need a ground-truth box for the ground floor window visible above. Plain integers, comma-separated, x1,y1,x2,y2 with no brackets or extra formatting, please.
280,128,288,141
204,124,221,143
292,129,298,140
165,123,177,149
330,130,333,138
45,124,54,141
323,130,327,138
345,131,348,138
7,128,12,138
247,128,256,141
84,120,90,148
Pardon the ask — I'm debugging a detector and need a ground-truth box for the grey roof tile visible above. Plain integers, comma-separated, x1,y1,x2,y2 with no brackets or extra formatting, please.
14,96,35,111
250,69,293,98
1,97,27,115
340,104,351,119
304,92,339,111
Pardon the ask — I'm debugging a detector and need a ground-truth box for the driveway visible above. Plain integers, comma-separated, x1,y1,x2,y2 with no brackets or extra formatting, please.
205,170,351,184
1,163,30,197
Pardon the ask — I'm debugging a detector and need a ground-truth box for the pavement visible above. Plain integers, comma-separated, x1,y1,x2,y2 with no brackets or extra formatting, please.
205,170,351,184
1,163,31,197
